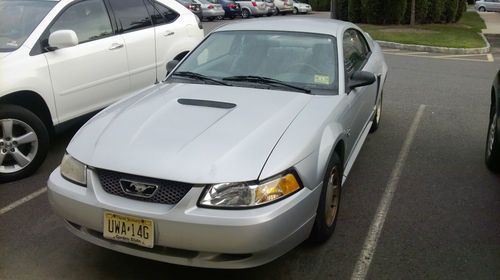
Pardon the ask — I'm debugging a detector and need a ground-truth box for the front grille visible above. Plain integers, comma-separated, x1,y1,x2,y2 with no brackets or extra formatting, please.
96,169,192,205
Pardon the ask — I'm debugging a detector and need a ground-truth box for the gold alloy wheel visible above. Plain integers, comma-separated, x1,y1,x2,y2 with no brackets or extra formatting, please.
325,166,340,227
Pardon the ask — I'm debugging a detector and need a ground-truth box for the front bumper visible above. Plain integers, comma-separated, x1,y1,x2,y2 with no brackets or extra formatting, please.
47,168,321,268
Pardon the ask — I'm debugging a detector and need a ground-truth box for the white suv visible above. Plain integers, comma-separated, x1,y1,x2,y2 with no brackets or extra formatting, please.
0,0,204,182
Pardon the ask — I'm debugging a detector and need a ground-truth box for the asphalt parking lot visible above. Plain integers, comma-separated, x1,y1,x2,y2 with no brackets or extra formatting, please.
1,13,500,280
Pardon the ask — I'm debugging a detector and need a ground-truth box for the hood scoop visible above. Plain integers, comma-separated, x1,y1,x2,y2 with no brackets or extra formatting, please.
177,98,236,109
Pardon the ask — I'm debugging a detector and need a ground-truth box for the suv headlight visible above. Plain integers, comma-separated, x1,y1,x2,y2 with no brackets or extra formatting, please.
60,153,87,186
199,172,302,208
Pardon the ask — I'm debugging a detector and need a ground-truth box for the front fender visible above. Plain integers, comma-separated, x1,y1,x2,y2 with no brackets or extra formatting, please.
259,95,345,190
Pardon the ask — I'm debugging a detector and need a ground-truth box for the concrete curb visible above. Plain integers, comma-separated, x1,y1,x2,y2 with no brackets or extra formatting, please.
377,33,491,54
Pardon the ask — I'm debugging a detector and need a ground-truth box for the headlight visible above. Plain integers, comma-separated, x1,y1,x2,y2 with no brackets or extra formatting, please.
60,153,87,186
199,172,302,208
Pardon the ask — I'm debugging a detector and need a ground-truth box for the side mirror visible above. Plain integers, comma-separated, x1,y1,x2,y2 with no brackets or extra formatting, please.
48,30,78,50
166,60,179,75
348,71,376,91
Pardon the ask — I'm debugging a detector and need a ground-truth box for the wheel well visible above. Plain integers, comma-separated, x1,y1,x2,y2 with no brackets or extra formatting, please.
334,140,345,167
0,91,54,133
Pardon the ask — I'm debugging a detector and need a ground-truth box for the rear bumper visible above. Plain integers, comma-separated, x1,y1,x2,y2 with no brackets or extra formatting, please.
203,9,225,17
47,168,321,268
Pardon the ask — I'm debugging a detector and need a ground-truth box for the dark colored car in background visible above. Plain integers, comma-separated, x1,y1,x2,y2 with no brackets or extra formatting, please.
486,70,500,172
176,0,203,18
209,0,241,18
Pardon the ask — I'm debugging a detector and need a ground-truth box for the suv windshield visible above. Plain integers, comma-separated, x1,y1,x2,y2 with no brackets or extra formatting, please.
171,31,339,94
0,0,56,52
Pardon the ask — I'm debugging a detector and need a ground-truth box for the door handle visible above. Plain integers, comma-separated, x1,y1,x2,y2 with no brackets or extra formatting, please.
109,43,124,50
163,31,175,37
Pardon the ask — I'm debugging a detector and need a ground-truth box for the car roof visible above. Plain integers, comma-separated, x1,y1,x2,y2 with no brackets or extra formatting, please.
215,18,355,37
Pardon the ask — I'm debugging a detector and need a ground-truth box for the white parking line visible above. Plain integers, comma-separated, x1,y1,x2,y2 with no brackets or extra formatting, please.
0,187,47,216
351,104,426,280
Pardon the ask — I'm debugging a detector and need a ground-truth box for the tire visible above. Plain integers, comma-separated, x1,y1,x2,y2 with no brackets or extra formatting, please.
486,101,500,172
208,17,215,21
370,90,383,133
309,152,342,243
479,6,486,12
274,8,279,16
293,7,298,14
0,104,49,183
241,9,250,19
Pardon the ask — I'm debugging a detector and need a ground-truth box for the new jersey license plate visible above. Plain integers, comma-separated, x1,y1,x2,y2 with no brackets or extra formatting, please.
103,211,154,248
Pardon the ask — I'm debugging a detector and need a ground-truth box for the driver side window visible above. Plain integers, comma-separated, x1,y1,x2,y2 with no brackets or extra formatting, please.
343,29,370,74
50,0,113,44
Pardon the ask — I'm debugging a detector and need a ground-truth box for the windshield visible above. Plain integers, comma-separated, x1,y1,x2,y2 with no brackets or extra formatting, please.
0,0,56,52
172,31,339,94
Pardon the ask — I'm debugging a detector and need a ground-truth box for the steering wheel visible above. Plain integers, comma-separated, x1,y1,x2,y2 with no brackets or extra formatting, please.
286,63,322,75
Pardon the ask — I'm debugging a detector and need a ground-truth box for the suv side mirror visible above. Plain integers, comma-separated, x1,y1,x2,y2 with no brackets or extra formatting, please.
48,30,78,50
348,70,376,91
166,60,179,75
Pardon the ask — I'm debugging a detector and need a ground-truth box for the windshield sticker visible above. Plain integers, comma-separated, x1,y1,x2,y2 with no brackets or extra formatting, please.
6,41,18,47
314,75,330,85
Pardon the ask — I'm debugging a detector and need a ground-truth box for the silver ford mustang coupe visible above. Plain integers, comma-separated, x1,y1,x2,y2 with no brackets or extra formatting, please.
48,18,388,269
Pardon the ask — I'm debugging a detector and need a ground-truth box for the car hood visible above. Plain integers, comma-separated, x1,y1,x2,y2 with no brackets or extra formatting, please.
68,83,312,184
0,52,12,59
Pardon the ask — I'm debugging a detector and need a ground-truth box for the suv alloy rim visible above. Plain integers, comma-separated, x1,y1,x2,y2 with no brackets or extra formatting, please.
0,119,39,174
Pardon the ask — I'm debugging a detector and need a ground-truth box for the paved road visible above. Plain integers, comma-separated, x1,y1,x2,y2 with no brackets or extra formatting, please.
1,14,500,280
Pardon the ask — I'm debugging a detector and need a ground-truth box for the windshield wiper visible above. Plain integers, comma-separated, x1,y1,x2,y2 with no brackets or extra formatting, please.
222,75,311,93
172,71,231,86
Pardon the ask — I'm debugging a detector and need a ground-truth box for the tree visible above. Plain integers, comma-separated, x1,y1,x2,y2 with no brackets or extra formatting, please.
410,0,416,25
331,0,337,19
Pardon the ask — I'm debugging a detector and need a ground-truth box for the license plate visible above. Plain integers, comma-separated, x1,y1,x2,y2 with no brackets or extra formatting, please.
103,211,154,248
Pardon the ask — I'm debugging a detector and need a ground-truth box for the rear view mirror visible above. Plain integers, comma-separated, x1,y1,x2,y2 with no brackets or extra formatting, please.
166,60,179,75
48,30,78,50
348,71,376,91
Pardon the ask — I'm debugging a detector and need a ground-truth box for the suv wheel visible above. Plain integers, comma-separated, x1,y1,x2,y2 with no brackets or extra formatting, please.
293,7,298,14
0,104,49,183
479,6,486,12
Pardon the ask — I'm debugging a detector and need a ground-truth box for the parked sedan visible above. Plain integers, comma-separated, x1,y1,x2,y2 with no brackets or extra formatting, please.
0,0,203,183
48,18,388,269
292,0,311,14
486,70,500,172
176,0,203,18
236,0,268,18
209,0,241,18
475,0,500,12
194,0,225,20
273,0,293,14
263,0,277,16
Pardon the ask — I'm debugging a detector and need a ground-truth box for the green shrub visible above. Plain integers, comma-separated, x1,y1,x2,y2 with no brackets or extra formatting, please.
382,0,407,24
455,0,467,22
428,0,445,22
348,0,363,22
404,0,430,24
338,0,349,20
443,0,459,22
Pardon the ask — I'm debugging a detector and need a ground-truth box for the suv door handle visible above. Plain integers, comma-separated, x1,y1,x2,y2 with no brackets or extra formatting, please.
109,43,124,50
163,31,175,37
